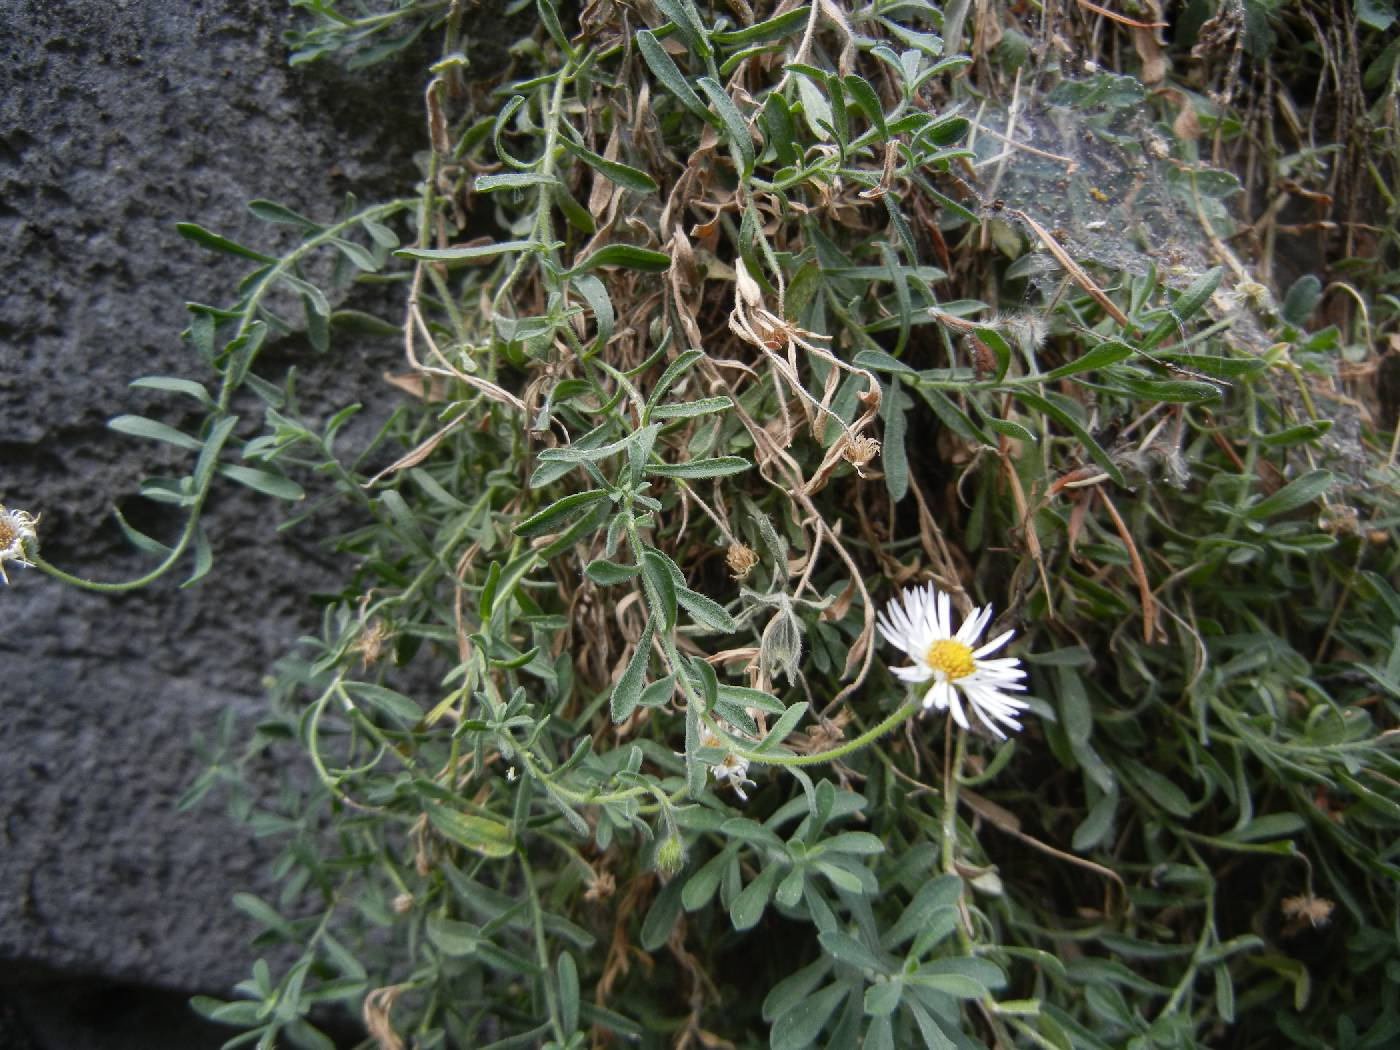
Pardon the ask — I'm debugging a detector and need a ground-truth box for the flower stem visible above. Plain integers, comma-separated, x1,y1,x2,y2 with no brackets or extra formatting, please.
721,701,921,768
942,721,968,875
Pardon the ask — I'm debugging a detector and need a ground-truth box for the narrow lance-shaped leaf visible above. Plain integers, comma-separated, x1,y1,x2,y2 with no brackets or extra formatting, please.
611,616,654,723
648,456,751,479
558,136,658,193
513,489,609,537
698,76,755,176
635,29,712,121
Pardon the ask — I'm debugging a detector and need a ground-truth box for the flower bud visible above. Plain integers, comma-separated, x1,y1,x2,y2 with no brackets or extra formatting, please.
655,833,687,877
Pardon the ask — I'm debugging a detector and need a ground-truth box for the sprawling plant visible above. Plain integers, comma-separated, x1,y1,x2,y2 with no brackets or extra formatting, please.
17,0,1400,1047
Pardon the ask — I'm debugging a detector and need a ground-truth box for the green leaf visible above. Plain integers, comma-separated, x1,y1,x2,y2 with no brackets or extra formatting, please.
568,243,672,274
912,956,1006,994
1219,812,1307,843
731,863,782,930
513,489,609,537
882,376,910,503
474,172,559,192
683,848,732,911
536,0,574,56
1143,267,1222,349
557,951,580,1035
710,7,807,44
396,239,543,263
424,802,516,858
559,137,658,193
1246,469,1334,519
1011,389,1125,486
636,29,712,121
1112,377,1222,403
1072,791,1118,851
763,957,832,1022
717,685,785,714
611,617,653,723
818,929,885,972
864,979,903,1016
1259,419,1333,447
586,559,641,586
647,456,751,479
841,74,887,138
248,199,320,229
639,871,687,951
175,222,274,262
479,560,503,620
677,587,737,632
651,395,733,420
426,916,481,957
698,76,755,176
539,424,660,465
343,682,423,726
129,376,213,406
654,0,713,58
571,273,613,350
113,508,173,557
771,982,849,1050
642,549,679,631
648,348,705,407
1125,764,1192,819
1282,274,1323,326
218,464,306,501
755,702,809,753
232,893,297,940
108,415,203,451
1043,341,1134,380
819,831,884,856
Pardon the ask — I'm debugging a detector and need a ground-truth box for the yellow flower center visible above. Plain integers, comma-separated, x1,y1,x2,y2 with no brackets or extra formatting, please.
0,519,15,549
926,639,976,681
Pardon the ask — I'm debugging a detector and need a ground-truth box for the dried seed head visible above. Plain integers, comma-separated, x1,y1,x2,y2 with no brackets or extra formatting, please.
1000,310,1048,354
391,893,415,915
1233,280,1275,313
842,435,882,474
352,618,393,667
971,336,998,379
584,870,616,903
734,257,764,310
1281,893,1334,928
726,542,759,580
363,986,407,1050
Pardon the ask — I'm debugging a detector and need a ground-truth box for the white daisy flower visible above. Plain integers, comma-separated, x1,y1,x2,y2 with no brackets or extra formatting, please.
876,583,1029,739
0,505,39,584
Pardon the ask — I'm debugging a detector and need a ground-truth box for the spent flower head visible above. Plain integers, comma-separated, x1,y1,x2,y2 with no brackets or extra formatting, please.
0,506,39,584
877,583,1029,738
726,541,759,581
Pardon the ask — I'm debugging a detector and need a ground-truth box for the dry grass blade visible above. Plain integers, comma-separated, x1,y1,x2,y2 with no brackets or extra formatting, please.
1011,208,1132,328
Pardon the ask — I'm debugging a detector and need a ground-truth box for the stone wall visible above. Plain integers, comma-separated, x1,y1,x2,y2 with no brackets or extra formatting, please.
0,0,423,1038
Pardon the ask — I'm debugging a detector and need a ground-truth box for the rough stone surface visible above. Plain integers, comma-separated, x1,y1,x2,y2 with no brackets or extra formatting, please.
0,0,422,1010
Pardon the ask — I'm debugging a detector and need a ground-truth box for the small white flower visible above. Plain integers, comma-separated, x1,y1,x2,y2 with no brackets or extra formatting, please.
876,583,1029,738
700,728,756,801
0,505,39,584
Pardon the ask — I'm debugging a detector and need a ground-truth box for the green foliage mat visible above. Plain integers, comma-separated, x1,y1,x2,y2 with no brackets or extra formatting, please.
22,0,1400,1046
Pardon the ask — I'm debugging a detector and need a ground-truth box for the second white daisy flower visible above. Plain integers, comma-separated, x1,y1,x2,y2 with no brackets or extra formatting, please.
876,583,1029,738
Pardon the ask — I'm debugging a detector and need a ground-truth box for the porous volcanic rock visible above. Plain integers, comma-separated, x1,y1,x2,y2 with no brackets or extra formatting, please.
0,0,423,1010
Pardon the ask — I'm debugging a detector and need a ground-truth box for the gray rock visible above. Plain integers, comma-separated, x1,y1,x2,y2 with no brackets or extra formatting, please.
0,0,422,1000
